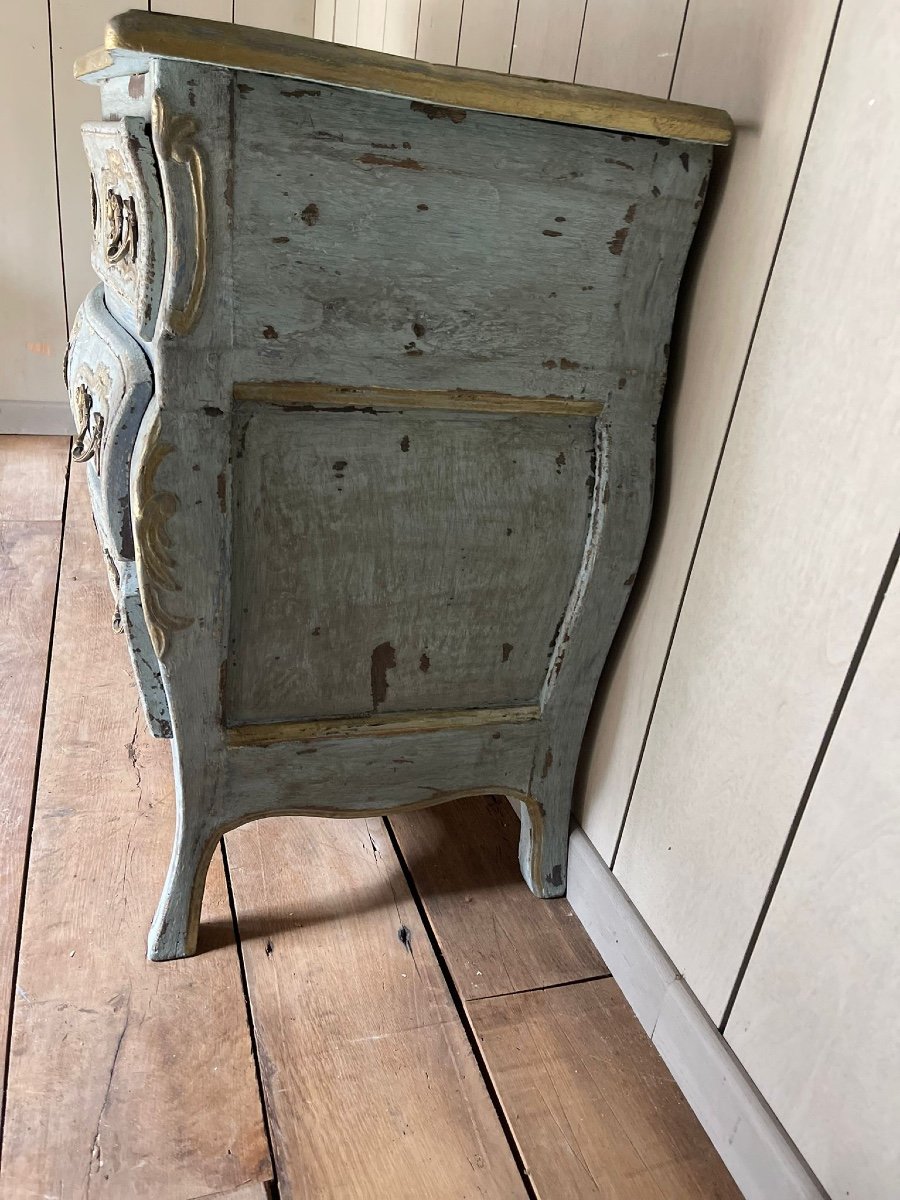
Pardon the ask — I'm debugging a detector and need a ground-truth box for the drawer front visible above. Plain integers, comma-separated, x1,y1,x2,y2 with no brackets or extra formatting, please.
82,118,165,340
65,285,154,562
65,288,171,737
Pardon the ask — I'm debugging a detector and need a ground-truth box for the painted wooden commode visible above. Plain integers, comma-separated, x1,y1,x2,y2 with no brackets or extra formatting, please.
69,11,731,961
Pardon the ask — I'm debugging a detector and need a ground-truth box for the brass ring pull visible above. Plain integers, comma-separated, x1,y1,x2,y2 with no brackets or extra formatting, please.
153,92,208,337
72,383,105,468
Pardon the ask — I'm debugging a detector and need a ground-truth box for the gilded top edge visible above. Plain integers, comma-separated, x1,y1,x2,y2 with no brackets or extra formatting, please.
75,10,733,145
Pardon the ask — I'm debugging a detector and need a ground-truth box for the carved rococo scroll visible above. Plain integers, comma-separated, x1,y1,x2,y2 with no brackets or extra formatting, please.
133,413,192,658
152,92,209,337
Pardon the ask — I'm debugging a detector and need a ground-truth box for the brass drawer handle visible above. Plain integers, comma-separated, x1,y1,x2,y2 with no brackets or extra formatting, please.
105,189,138,264
72,382,105,467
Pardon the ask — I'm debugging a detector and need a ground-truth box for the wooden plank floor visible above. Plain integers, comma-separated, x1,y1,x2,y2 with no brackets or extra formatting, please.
0,437,743,1200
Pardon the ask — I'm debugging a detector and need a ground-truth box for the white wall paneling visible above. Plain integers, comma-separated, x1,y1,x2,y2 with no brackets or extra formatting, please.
509,0,588,82
415,0,464,65
382,0,419,58
613,0,900,1021
726,553,900,1200
49,0,137,333
313,0,336,40
152,0,233,20
456,0,518,72
575,0,685,96
332,0,361,47
578,0,841,859
234,0,316,36
0,0,69,421
356,0,388,51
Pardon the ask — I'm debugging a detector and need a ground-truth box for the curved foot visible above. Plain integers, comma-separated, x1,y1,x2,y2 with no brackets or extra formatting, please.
518,794,569,899
148,822,218,961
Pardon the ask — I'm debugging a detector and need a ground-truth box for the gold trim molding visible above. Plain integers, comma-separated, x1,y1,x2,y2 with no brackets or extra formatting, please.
76,10,732,145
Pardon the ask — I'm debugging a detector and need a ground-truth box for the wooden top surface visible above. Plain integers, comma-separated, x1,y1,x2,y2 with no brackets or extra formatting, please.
75,10,733,144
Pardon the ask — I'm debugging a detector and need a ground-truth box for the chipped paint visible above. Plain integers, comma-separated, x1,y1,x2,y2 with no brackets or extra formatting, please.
370,641,397,710
608,226,629,256
410,101,466,123
357,152,424,171
541,748,553,779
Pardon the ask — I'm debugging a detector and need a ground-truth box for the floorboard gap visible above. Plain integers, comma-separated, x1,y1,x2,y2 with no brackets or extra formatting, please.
0,441,72,1159
383,815,539,1200
468,970,612,1004
221,839,281,1200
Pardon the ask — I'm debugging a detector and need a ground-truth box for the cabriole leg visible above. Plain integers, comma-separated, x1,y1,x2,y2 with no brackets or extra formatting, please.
148,810,219,961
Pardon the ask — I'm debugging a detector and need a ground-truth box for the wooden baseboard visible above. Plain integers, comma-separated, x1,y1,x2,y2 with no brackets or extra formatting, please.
566,825,827,1200
0,401,72,435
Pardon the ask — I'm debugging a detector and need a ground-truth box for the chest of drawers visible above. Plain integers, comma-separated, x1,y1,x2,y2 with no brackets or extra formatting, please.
69,10,730,960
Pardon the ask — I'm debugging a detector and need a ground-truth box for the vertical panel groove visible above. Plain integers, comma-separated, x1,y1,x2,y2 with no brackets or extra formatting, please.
454,0,465,63
569,0,590,83
507,0,521,72
45,0,69,344
720,529,900,1032
666,1,691,99
608,0,846,874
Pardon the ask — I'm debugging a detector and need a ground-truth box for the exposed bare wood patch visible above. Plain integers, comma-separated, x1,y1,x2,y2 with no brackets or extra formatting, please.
234,381,604,417
227,704,542,747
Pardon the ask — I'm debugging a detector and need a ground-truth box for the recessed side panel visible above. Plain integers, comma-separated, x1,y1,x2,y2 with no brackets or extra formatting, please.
226,402,596,724
232,70,711,400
